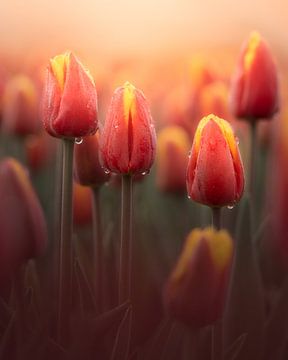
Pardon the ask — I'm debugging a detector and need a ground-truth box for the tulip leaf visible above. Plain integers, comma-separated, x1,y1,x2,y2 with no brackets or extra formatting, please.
0,312,15,359
263,277,288,360
224,333,246,360
110,305,132,360
223,197,265,360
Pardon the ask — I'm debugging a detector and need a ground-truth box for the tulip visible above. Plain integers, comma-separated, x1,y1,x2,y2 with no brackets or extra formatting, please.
198,81,229,120
99,81,156,175
0,158,47,283
25,132,57,172
156,126,190,193
42,51,98,139
74,132,110,187
230,31,279,121
2,75,40,136
73,182,92,226
164,227,234,328
186,114,244,208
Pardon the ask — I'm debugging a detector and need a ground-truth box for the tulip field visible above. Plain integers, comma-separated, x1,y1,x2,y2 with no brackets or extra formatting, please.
0,27,287,360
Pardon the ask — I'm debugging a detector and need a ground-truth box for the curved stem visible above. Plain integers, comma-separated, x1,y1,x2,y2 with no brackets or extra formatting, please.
118,174,133,304
249,121,257,232
57,138,74,345
92,186,104,313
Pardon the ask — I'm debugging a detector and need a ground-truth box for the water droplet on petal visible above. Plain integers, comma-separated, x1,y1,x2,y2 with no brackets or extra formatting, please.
75,137,83,145
104,169,110,175
114,125,119,129
236,137,240,145
227,205,234,210
187,195,191,200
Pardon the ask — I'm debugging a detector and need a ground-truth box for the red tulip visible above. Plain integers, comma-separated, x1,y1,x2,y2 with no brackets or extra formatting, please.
73,183,92,226
164,227,234,328
187,114,244,207
42,51,98,139
156,126,190,193
230,32,279,120
99,82,156,175
2,75,40,136
74,132,110,187
0,158,47,282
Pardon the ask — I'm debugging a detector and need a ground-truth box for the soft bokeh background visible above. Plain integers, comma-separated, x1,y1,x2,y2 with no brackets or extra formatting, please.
0,0,286,70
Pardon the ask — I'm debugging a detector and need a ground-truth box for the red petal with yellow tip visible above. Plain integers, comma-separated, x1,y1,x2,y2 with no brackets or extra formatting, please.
42,52,98,139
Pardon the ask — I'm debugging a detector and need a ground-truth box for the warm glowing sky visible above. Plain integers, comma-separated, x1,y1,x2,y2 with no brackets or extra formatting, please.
0,0,286,62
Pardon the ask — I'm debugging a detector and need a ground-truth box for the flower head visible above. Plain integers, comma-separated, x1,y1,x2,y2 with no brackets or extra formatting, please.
0,158,47,282
186,114,244,207
156,126,190,193
2,75,40,136
164,227,234,328
99,82,156,175
42,51,98,139
230,32,279,120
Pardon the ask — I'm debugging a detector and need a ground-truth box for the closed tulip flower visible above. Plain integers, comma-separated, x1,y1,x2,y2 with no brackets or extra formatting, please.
99,82,156,175
230,32,279,121
0,158,47,283
187,114,244,207
2,75,40,136
156,126,191,193
42,51,98,139
164,228,234,328
74,132,110,187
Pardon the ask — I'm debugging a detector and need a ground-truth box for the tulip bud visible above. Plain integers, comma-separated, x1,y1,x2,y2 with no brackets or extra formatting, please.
42,51,98,139
2,75,40,136
186,114,244,207
156,126,190,193
99,82,156,175
25,132,57,172
73,182,92,226
230,32,279,120
164,227,234,328
0,158,47,283
74,132,110,187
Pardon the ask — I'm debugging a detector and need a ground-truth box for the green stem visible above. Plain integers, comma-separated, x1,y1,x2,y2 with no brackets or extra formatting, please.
212,207,222,230
92,186,104,313
249,122,257,200
249,121,257,232
118,174,133,304
57,138,75,345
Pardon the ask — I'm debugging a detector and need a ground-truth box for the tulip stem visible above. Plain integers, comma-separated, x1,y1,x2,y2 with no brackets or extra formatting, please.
211,321,223,360
92,186,104,313
249,122,257,231
249,122,257,199
212,207,222,230
119,174,133,304
57,138,75,345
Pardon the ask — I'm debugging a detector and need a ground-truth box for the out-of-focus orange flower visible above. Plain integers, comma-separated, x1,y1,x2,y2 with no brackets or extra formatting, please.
198,81,229,120
99,82,156,175
25,132,57,172
42,51,98,139
74,132,110,187
156,126,190,193
1,75,40,136
230,32,279,121
164,227,234,328
73,182,92,226
187,114,244,207
0,158,47,283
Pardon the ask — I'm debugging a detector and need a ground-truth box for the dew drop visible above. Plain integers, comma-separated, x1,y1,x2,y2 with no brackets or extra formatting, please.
75,137,83,145
104,169,110,174
227,205,234,210
236,137,240,145
187,195,191,200
114,125,119,129
188,150,191,158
